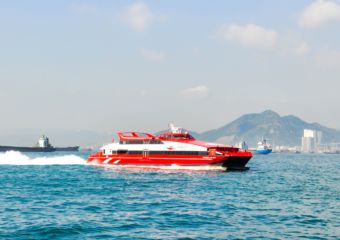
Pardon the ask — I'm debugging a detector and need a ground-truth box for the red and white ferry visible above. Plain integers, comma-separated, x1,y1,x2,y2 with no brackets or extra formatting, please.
88,124,252,170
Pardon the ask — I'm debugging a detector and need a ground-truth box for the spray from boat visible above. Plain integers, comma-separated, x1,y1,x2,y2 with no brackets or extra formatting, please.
0,151,85,165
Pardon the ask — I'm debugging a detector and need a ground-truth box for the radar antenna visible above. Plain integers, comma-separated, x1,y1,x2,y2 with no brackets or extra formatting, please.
169,123,182,134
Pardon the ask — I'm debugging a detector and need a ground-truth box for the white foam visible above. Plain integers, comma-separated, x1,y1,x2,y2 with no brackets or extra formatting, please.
97,164,227,172
0,151,86,165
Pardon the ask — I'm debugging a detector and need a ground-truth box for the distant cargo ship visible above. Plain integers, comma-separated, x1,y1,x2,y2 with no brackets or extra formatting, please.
0,135,79,152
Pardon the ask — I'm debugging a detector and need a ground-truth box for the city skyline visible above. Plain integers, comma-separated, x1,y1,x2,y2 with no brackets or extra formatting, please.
1,0,340,134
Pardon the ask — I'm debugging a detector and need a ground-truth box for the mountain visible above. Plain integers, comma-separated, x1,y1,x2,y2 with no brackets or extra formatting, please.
198,110,340,147
2,110,339,148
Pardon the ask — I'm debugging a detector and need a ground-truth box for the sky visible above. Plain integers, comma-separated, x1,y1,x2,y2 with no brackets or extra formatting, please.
1,0,340,135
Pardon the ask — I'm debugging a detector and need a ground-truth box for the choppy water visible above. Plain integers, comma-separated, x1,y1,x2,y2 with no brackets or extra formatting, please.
0,151,339,239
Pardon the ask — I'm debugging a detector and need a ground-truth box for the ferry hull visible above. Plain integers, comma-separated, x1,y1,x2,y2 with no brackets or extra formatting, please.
221,156,251,170
87,152,252,171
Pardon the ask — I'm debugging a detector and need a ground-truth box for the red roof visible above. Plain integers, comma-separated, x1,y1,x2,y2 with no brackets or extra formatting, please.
117,132,157,141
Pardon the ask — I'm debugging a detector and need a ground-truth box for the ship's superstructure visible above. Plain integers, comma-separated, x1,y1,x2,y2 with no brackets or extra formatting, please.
37,135,53,148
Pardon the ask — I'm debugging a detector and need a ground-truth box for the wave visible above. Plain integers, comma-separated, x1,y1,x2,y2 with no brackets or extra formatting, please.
0,151,86,165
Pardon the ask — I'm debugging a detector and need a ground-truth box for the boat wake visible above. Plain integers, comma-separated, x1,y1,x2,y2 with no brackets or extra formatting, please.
0,151,86,165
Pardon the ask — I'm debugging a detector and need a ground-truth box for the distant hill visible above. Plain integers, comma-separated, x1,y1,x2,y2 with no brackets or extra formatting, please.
2,110,339,148
198,110,340,147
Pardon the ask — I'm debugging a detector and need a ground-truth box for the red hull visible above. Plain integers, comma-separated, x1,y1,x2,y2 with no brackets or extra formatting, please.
88,151,252,170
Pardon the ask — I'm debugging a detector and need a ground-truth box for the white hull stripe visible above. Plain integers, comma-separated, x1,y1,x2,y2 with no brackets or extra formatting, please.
103,158,112,164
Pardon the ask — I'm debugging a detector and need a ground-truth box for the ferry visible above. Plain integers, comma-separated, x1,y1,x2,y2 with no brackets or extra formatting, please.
87,124,252,170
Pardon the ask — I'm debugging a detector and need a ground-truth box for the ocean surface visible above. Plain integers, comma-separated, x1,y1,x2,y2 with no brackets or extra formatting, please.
0,151,339,239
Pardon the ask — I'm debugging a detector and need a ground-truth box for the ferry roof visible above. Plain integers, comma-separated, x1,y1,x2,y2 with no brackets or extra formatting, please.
117,132,158,141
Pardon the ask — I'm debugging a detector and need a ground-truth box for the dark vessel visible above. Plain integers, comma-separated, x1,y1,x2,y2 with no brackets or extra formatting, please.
55,146,80,152
0,145,55,152
0,135,79,152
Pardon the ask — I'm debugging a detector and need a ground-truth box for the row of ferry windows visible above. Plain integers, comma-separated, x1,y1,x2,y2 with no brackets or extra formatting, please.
105,150,208,155
162,135,194,139
119,140,163,144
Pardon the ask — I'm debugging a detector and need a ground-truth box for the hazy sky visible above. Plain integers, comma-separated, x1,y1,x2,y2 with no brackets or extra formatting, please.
1,0,340,134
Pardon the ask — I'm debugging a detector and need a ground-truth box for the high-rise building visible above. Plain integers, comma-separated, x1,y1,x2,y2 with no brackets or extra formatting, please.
301,129,322,153
303,129,315,138
316,131,322,146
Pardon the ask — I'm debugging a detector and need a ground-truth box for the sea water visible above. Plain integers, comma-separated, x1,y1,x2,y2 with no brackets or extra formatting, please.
0,151,339,239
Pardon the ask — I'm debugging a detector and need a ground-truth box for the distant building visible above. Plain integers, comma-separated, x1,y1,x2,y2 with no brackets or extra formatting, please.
303,129,315,138
301,136,314,153
301,129,322,153
316,131,322,146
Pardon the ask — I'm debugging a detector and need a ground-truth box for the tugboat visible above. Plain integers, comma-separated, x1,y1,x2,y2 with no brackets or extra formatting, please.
87,124,253,170
0,135,79,152
255,138,272,154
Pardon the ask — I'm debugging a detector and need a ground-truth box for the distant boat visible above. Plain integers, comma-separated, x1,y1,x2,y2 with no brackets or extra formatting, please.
0,145,55,152
0,135,79,152
55,146,80,152
255,138,272,154
323,150,340,154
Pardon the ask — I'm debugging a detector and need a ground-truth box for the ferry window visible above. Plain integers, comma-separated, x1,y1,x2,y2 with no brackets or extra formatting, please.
168,135,194,139
120,140,144,144
150,139,163,144
122,133,134,137
117,149,128,154
128,150,142,154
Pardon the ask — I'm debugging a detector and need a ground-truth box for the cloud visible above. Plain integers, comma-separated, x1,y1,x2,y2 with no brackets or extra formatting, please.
121,2,153,31
180,85,210,98
220,24,278,49
279,36,310,57
218,24,310,57
299,0,340,28
139,48,166,62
